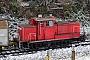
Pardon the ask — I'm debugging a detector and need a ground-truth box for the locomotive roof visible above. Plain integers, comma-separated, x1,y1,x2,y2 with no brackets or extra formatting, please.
57,21,79,24
34,18,56,21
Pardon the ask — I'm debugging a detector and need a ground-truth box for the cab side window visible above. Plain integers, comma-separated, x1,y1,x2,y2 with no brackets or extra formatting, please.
46,21,53,26
40,21,44,27
46,21,49,26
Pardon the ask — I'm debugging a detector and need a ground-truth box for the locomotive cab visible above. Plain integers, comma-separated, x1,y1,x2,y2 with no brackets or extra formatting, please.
33,18,56,40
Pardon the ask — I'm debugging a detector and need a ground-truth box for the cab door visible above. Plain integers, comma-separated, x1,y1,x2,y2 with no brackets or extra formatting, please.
45,21,55,40
37,21,45,40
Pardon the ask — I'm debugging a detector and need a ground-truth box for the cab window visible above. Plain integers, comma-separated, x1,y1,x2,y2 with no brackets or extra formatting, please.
46,21,53,26
40,21,44,27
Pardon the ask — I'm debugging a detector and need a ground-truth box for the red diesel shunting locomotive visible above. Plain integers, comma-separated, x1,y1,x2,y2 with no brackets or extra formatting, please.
18,16,80,42
17,16,84,49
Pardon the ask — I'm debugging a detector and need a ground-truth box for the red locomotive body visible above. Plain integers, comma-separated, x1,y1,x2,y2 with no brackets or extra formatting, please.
18,17,80,42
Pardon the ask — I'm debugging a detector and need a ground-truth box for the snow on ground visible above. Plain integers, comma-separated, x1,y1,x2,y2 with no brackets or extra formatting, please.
0,45,90,60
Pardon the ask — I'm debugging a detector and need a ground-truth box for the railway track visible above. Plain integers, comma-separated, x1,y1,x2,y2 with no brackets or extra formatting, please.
0,39,90,57
68,40,90,47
